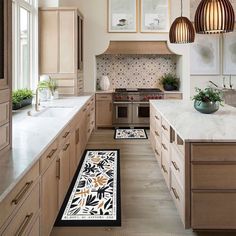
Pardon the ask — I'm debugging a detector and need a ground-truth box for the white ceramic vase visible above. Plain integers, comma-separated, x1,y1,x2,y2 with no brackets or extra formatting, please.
100,76,110,91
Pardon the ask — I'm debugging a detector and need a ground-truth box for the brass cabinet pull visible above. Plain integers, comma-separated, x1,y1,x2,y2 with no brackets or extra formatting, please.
155,115,159,120
155,131,160,137
11,181,33,205
56,159,61,179
155,149,160,156
87,103,91,106
109,102,112,112
76,129,80,144
63,143,70,151
83,108,87,112
161,164,168,173
91,107,95,111
172,161,180,171
47,148,57,159
100,96,108,99
88,114,91,118
88,129,91,133
15,213,33,236
63,131,70,138
162,125,168,131
162,143,168,151
171,187,180,200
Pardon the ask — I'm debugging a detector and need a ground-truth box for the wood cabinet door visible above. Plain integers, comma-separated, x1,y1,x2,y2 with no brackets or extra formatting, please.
59,10,76,74
39,10,59,74
41,158,58,236
58,142,70,208
96,100,113,127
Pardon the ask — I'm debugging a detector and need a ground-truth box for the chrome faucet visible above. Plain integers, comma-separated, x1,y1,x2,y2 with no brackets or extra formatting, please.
35,87,40,112
229,75,233,89
209,80,218,88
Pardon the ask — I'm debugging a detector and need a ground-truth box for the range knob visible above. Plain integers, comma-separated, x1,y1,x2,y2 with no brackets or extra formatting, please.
130,96,134,100
127,96,130,100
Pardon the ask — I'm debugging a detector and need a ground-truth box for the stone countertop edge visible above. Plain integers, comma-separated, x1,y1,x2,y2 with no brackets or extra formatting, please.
150,99,236,143
0,95,94,203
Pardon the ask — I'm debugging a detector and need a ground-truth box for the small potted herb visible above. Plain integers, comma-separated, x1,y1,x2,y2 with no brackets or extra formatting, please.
192,87,224,114
160,73,180,91
12,89,34,110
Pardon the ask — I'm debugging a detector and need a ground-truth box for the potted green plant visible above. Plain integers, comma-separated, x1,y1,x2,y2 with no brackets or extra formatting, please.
12,89,34,110
192,87,224,114
38,77,58,98
160,73,180,91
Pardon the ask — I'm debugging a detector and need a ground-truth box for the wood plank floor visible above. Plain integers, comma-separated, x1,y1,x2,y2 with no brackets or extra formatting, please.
51,130,235,236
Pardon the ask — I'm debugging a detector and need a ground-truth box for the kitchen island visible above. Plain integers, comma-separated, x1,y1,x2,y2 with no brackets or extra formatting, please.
150,100,236,230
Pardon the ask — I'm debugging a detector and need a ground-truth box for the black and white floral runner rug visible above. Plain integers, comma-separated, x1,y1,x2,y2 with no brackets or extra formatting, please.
55,150,121,227
114,128,148,140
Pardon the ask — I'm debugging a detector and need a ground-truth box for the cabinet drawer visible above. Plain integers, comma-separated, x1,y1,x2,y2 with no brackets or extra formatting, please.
0,123,9,151
161,118,170,141
164,93,182,100
191,164,236,189
161,134,169,157
191,143,236,162
59,124,71,147
170,172,185,224
191,191,236,229
0,162,39,227
154,139,161,167
40,140,58,174
153,126,161,145
0,102,9,126
171,145,184,189
2,182,40,236
161,151,170,188
96,93,112,101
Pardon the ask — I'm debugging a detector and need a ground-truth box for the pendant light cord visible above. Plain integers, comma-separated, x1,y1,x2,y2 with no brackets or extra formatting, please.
181,0,183,17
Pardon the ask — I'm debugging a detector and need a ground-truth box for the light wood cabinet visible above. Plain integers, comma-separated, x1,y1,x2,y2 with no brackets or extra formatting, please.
0,0,11,155
58,141,71,207
150,103,236,230
41,156,58,236
164,93,182,100
39,8,84,96
96,93,113,128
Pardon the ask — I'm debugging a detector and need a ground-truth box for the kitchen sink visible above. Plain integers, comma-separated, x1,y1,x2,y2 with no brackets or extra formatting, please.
29,107,75,118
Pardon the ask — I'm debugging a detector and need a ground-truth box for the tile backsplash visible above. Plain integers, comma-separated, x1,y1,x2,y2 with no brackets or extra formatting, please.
96,54,177,89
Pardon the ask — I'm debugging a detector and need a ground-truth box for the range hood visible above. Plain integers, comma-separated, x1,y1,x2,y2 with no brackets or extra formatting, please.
102,41,176,55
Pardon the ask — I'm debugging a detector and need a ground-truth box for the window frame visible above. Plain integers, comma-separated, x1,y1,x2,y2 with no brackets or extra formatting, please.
12,0,38,90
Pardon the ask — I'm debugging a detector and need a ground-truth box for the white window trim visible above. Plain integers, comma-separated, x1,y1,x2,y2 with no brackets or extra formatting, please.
12,0,38,91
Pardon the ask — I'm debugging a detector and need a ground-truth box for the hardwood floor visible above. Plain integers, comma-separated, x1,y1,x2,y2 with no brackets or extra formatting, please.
51,130,235,236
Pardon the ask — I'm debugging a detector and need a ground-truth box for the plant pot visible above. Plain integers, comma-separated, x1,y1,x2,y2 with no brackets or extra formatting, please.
100,76,110,91
12,98,33,110
194,100,219,114
164,84,177,91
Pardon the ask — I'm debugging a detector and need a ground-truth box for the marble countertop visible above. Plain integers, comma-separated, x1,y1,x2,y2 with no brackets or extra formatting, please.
0,95,93,202
150,100,236,142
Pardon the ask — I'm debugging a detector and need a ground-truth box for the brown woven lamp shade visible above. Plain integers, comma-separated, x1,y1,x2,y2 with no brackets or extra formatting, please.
169,16,195,43
195,0,235,34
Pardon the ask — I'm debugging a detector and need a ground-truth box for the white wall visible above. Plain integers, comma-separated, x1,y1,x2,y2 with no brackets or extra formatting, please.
59,0,191,99
39,0,59,7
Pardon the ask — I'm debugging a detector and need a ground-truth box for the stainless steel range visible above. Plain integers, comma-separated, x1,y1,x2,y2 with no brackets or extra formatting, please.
113,88,164,127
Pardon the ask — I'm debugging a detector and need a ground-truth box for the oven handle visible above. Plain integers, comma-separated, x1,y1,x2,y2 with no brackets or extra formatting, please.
113,101,133,104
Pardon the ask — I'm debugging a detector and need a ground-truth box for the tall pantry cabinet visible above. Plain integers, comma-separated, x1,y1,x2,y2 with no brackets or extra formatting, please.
0,0,12,155
39,7,84,96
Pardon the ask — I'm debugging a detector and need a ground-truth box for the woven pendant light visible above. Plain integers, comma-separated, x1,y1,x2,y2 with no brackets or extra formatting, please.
195,0,235,34
169,0,195,43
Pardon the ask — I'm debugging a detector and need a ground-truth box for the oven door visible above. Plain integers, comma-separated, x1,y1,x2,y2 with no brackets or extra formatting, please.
113,102,133,125
132,102,150,125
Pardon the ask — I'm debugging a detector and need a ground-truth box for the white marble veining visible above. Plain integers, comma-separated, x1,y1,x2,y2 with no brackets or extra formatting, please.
0,95,93,202
150,100,236,142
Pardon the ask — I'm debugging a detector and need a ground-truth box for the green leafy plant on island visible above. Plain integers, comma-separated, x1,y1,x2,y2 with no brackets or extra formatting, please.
192,87,224,105
12,89,34,106
159,73,180,90
38,77,58,95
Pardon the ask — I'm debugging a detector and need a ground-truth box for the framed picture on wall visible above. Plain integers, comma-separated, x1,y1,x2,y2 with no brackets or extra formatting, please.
140,0,170,33
190,34,220,75
223,32,236,75
108,0,137,33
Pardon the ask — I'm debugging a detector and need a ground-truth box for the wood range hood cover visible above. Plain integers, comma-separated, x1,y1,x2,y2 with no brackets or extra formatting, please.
102,41,176,55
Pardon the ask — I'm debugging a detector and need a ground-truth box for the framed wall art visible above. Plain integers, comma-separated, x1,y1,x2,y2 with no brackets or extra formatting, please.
140,0,170,33
190,34,220,75
223,32,236,75
108,0,137,33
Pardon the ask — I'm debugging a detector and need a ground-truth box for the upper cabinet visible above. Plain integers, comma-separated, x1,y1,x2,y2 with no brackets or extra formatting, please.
0,0,12,156
0,0,11,89
39,8,84,96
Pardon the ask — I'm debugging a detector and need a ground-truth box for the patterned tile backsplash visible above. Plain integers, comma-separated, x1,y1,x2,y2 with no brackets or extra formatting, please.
96,54,177,89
